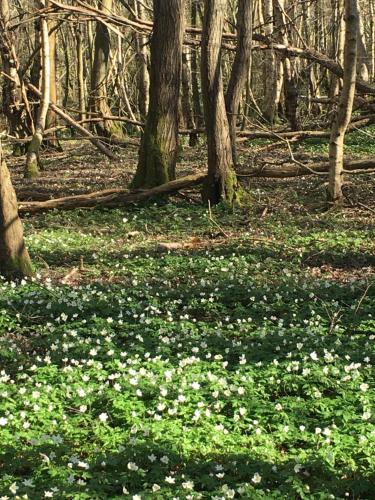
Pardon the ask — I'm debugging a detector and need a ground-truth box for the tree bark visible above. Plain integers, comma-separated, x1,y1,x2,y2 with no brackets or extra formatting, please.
131,0,185,188
0,145,33,279
328,0,358,207
225,0,252,163
201,0,239,205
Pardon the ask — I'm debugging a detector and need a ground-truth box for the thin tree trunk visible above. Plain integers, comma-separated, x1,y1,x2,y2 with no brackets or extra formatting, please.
45,11,60,149
90,0,123,139
201,0,239,205
225,0,252,163
181,46,197,146
328,0,359,206
25,1,50,178
131,0,185,188
357,2,369,81
273,0,300,131
191,0,203,129
133,0,150,119
76,24,87,124
262,0,283,124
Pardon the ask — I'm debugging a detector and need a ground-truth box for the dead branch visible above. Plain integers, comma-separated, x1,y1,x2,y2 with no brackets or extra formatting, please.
240,158,375,178
18,173,207,214
25,82,117,159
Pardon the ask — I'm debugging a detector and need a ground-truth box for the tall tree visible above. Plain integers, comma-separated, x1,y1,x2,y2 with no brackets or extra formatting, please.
45,11,60,149
225,0,252,163
262,0,283,124
201,0,239,205
90,0,123,139
0,142,33,279
133,0,150,120
25,0,50,178
328,0,359,206
131,0,185,188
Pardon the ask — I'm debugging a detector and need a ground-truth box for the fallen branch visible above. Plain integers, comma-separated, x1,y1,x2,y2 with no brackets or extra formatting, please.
240,158,375,178
237,116,375,140
18,173,206,214
16,157,375,215
25,82,117,159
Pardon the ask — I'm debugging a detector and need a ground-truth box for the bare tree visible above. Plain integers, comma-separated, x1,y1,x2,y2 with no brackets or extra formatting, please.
25,0,50,178
201,0,239,205
328,0,359,206
90,0,123,139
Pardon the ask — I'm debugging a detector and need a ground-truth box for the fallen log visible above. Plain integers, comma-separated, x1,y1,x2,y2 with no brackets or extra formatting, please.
17,157,375,214
240,158,375,178
237,116,375,140
18,173,207,214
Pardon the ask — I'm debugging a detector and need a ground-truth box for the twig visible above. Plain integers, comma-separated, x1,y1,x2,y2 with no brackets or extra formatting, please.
355,282,372,315
207,200,230,238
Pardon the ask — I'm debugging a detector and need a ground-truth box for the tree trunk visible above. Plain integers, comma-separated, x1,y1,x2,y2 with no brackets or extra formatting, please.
225,0,252,163
76,24,87,124
181,46,197,146
330,0,345,97
201,0,239,205
262,0,283,124
0,145,33,279
131,0,185,188
25,1,50,179
328,0,358,206
90,0,123,139
133,0,150,120
273,0,300,131
45,11,61,149
191,0,203,129
357,3,369,81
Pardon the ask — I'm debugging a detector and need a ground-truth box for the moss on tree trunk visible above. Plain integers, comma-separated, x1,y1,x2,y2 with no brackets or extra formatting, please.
131,0,185,189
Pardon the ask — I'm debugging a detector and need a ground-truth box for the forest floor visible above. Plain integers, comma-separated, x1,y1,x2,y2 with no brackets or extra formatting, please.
0,132,375,499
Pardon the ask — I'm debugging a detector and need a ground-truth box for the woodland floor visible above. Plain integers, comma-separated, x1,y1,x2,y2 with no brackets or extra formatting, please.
0,133,374,499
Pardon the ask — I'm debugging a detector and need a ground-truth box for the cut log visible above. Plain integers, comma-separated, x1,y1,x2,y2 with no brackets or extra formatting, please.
18,173,206,214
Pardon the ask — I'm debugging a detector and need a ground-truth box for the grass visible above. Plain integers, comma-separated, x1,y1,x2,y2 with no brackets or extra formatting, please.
0,141,374,499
